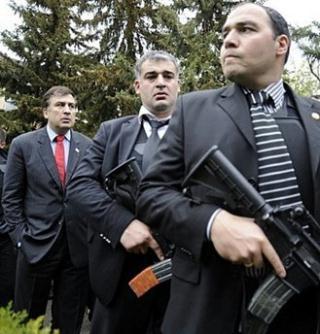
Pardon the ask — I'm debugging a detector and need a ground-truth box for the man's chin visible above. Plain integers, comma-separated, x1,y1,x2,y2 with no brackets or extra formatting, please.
59,123,73,130
153,102,169,112
224,70,246,85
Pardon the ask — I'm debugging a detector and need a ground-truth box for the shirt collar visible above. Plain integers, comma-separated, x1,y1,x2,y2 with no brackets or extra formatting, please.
138,105,172,124
264,80,285,111
242,80,285,111
46,125,71,142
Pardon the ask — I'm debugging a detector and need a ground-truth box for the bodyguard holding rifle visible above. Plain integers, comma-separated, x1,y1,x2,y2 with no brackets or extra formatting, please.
137,3,320,334
67,50,180,333
183,145,320,334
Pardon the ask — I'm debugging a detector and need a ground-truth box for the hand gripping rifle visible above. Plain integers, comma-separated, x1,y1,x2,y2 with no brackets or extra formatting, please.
104,158,174,297
183,145,320,334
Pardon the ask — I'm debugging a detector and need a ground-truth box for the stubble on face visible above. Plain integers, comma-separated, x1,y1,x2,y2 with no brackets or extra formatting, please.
135,60,180,118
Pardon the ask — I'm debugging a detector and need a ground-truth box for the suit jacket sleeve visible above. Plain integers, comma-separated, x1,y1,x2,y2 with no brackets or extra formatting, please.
2,137,28,245
137,96,219,261
66,122,135,249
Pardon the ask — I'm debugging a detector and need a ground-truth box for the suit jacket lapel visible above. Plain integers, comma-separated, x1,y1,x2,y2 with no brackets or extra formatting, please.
66,130,81,185
118,117,141,163
38,128,62,188
218,84,256,150
291,91,320,180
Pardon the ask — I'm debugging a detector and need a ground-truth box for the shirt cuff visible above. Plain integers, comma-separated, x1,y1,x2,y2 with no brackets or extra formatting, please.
206,208,222,240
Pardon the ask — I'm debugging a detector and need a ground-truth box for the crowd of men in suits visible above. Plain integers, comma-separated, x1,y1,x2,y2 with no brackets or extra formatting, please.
1,3,320,334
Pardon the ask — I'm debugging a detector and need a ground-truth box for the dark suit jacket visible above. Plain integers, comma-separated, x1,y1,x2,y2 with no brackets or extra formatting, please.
67,116,144,306
0,149,8,234
137,84,320,334
2,127,91,266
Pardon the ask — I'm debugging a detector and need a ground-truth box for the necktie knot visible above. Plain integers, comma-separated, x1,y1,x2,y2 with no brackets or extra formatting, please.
146,118,169,131
247,90,270,107
55,135,65,143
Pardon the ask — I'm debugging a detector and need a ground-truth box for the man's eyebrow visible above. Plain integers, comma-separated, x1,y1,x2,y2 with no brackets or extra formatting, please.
54,101,76,106
144,70,175,76
144,71,157,75
222,20,258,32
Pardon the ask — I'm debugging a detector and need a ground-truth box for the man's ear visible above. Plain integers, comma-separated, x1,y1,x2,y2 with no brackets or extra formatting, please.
276,34,289,59
43,108,49,120
134,79,140,95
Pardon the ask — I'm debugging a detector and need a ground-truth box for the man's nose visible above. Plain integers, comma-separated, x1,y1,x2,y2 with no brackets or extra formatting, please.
156,75,166,87
223,30,239,48
62,105,72,113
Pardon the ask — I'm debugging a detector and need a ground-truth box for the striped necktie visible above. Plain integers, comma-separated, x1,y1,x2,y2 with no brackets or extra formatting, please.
248,91,302,209
142,117,169,173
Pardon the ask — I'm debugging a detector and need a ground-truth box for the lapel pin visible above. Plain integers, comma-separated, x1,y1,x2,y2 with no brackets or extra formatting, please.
311,112,320,120
75,148,80,153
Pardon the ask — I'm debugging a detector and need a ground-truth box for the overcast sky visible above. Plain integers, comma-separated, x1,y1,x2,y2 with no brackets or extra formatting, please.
0,0,319,67
265,0,318,26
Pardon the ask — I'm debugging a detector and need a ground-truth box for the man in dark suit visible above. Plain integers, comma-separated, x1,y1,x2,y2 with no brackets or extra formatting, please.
137,4,320,334
0,128,16,307
2,86,91,333
67,50,180,333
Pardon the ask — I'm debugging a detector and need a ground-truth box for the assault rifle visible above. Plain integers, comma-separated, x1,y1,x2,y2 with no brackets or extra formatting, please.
130,145,320,333
104,158,174,297
105,157,142,212
183,145,320,334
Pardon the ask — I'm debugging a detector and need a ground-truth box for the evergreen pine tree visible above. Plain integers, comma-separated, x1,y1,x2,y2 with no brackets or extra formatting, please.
292,22,320,85
0,0,95,137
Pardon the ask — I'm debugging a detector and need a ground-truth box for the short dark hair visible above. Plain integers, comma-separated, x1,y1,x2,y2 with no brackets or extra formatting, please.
263,6,291,63
134,50,180,79
231,3,291,64
42,86,75,108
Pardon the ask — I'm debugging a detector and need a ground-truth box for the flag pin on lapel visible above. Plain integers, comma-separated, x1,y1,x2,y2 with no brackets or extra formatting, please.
311,112,320,120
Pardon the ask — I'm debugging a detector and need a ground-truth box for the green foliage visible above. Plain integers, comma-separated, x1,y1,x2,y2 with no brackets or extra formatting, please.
0,0,97,137
284,63,320,96
291,22,320,84
0,0,272,140
172,0,260,92
0,304,58,334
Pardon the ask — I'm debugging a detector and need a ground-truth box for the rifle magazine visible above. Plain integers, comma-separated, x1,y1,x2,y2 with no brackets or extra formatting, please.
129,259,172,297
246,274,297,334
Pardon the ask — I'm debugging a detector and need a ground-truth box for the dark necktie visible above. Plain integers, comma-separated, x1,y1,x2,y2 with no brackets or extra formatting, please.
142,117,169,173
248,91,302,209
245,91,303,278
54,135,66,185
